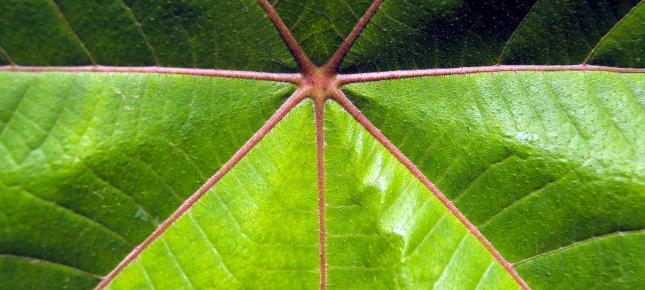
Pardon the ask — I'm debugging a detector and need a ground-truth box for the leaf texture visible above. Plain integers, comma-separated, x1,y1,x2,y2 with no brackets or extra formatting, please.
586,2,645,67
0,72,294,288
105,100,521,289
273,0,372,65
1,1,641,70
0,0,295,70
107,101,320,289
0,0,643,289
343,70,645,288
342,0,643,71
323,101,519,289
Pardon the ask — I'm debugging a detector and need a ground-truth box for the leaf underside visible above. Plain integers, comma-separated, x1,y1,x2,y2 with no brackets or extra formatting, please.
0,72,294,288
344,71,645,288
0,0,644,289
107,101,519,289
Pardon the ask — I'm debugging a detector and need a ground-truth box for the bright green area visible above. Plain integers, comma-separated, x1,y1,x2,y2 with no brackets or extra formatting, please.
344,71,645,288
0,0,295,70
343,0,643,71
108,100,320,289
106,100,519,289
0,72,294,289
324,101,518,289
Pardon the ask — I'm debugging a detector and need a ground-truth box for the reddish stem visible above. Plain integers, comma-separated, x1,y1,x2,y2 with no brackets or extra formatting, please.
258,0,316,74
331,89,531,290
323,0,383,73
5,1,641,287
314,99,328,290
0,65,301,83
94,89,307,289
338,64,645,84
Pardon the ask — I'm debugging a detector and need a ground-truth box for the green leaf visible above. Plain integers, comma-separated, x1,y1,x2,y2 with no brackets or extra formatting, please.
344,71,645,288
323,101,518,289
342,0,643,71
0,0,295,70
0,254,100,290
105,100,520,289
108,101,320,289
586,3,645,68
273,0,373,66
2,1,641,70
0,71,294,288
1,0,644,289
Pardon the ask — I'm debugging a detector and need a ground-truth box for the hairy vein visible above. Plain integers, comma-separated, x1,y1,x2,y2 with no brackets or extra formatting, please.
94,89,306,289
331,89,530,289
0,65,301,83
314,98,327,290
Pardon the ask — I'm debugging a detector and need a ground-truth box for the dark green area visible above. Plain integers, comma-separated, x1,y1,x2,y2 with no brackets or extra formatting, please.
274,0,372,66
343,0,643,71
499,0,640,66
0,0,91,65
343,0,535,70
587,3,644,68
1,1,641,70
0,255,99,290
0,0,295,70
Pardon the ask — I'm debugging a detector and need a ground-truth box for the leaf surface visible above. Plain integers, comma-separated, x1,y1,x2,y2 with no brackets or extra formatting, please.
0,0,643,289
0,0,295,70
323,101,519,289
0,71,294,288
3,1,641,70
273,0,372,65
104,100,521,289
343,70,645,288
342,0,643,71
108,101,320,289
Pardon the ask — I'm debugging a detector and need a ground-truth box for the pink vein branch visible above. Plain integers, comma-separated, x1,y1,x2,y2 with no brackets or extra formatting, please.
314,99,327,290
0,65,301,83
259,0,316,74
95,89,307,290
323,0,382,72
331,89,530,290
338,64,645,84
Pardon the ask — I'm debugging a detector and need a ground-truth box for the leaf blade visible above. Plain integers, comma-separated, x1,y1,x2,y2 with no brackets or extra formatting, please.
107,100,320,289
324,98,520,288
343,0,643,71
0,0,296,70
0,71,295,289
343,70,645,288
